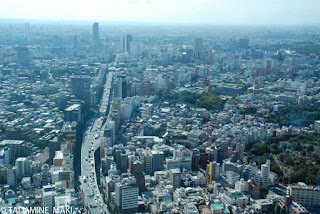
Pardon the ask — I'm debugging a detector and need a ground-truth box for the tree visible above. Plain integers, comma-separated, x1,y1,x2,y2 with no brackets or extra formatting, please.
274,203,280,214
280,208,286,214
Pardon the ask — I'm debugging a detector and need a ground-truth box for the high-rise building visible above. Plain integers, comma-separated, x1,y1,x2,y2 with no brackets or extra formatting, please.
132,160,145,194
141,150,152,175
261,161,270,186
208,161,216,184
92,23,100,49
15,47,31,66
0,147,11,165
42,184,57,214
15,157,27,179
214,146,223,164
105,155,115,173
194,38,203,60
71,35,79,49
7,167,17,188
0,140,26,162
199,149,209,170
128,156,139,174
115,177,139,213
71,76,91,108
192,149,200,171
151,150,164,175
64,104,83,124
287,183,320,207
235,143,244,161
169,168,181,189
160,48,169,66
49,137,61,166
123,35,133,54
114,75,128,99
120,75,128,98
120,153,128,173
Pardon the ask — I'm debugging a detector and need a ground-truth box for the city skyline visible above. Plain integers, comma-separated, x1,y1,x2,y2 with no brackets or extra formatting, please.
0,0,320,25
1,1,320,213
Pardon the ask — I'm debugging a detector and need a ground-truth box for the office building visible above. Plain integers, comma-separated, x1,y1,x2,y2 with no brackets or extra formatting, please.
49,137,62,166
7,167,17,188
169,168,181,189
123,35,133,54
287,183,320,207
209,161,216,184
120,153,128,173
0,140,26,162
132,161,145,194
71,75,91,107
151,150,164,175
15,157,27,179
71,35,79,49
194,38,203,60
192,149,200,171
64,104,83,124
128,156,139,174
115,177,139,213
15,47,31,66
92,22,100,49
0,147,11,165
141,150,152,175
42,184,57,214
261,161,270,186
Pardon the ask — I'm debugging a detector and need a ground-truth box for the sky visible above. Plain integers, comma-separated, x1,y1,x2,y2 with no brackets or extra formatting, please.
0,0,319,25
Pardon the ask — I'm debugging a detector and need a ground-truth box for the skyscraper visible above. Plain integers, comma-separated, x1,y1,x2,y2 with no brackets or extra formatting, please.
71,35,79,49
123,35,133,53
92,22,100,49
194,38,203,60
71,75,91,108
192,149,200,171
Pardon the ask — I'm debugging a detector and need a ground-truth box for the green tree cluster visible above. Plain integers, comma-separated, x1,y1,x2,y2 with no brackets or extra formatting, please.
239,107,257,115
147,123,167,137
247,133,320,185
159,90,225,111
266,104,320,127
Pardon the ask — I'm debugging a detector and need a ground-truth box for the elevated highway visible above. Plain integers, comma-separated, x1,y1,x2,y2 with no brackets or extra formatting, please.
81,72,113,214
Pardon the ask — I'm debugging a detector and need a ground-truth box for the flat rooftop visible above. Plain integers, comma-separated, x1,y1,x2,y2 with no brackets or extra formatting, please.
0,140,24,146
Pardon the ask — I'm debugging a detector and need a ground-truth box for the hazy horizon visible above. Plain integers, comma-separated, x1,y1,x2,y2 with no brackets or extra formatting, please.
0,0,320,25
